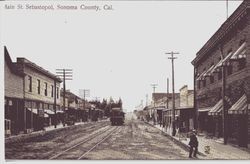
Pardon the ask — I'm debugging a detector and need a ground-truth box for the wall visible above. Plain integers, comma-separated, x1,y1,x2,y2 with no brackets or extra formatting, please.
4,61,23,99
24,66,60,105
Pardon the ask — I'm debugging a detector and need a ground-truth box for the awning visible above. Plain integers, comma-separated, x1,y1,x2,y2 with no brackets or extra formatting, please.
217,52,233,67
203,65,215,77
211,59,223,73
198,107,211,112
44,113,49,118
228,94,247,114
56,110,64,113
231,42,246,60
27,108,38,114
208,100,223,116
44,109,55,115
197,70,206,81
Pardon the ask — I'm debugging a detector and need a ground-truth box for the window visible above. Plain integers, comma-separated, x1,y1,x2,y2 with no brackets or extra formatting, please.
227,65,233,75
44,82,48,96
203,79,206,87
218,71,222,80
28,76,32,92
51,85,54,97
57,87,59,99
210,75,214,84
238,59,246,70
197,81,201,90
37,79,41,94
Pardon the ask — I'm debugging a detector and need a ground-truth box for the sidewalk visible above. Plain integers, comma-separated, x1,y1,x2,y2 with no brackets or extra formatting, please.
149,122,250,159
5,119,108,144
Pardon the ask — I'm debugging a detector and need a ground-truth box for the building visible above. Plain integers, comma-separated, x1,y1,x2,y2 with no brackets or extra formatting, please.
192,0,250,147
14,54,62,133
152,85,194,133
4,47,25,135
163,85,194,134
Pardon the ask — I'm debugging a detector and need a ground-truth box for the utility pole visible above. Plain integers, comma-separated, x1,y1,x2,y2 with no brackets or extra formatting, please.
151,84,158,125
56,69,73,127
80,89,90,120
166,51,179,136
167,78,169,109
220,47,228,145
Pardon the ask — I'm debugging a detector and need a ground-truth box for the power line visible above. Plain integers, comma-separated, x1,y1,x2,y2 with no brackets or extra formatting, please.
56,68,73,127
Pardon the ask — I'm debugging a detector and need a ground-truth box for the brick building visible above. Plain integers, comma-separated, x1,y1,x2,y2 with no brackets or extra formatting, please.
4,47,25,135
192,0,250,147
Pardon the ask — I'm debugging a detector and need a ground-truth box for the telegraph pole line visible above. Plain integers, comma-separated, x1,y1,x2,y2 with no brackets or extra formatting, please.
166,51,179,136
151,84,158,125
167,78,169,109
79,89,90,120
56,69,73,127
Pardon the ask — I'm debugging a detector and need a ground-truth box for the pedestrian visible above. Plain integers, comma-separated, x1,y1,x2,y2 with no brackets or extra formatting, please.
188,129,198,158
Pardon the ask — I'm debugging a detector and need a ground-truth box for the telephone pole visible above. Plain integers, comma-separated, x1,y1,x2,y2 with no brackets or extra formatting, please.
166,51,179,136
79,89,90,120
151,84,158,125
56,69,73,127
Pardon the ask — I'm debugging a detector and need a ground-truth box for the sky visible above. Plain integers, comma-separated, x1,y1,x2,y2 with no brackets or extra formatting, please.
1,0,243,112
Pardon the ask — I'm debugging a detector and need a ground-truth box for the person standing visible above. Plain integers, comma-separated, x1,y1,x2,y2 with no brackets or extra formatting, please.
189,129,198,158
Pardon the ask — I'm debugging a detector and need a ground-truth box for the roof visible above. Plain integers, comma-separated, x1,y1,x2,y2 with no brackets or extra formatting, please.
192,0,249,66
16,57,62,82
4,46,24,77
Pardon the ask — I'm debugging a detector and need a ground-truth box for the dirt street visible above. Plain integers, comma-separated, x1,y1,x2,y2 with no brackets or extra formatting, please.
5,113,190,160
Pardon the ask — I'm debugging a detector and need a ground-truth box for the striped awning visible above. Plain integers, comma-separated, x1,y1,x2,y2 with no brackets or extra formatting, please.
44,109,55,115
218,52,233,67
228,94,247,114
208,100,223,116
198,107,211,112
27,108,38,114
203,65,215,77
231,42,246,60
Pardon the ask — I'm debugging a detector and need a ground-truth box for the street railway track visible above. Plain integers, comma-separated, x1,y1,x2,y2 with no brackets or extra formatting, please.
49,126,120,160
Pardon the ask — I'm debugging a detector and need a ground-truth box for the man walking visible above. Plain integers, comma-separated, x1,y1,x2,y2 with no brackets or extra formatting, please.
188,129,198,158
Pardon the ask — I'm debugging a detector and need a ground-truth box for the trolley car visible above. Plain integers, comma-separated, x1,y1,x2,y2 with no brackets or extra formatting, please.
110,108,125,126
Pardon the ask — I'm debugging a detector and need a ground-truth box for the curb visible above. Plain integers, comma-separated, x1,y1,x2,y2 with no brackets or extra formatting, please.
144,121,206,157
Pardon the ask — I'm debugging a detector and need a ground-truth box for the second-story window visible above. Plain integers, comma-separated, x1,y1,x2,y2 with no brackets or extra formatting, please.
51,85,54,97
203,79,206,87
210,75,214,84
56,87,59,99
44,82,48,96
28,76,32,92
238,59,246,71
37,79,41,94
227,65,233,75
218,71,222,80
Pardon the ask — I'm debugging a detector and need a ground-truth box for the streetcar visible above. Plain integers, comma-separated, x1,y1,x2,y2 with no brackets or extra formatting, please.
110,107,125,126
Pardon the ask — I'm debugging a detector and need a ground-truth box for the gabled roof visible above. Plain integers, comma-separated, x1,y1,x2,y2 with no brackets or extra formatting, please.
4,46,24,77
